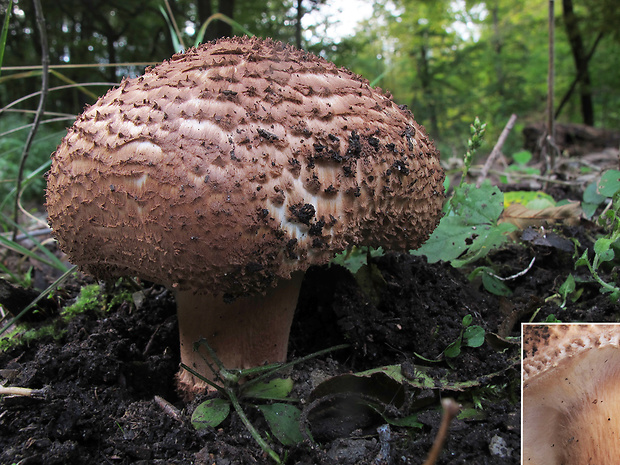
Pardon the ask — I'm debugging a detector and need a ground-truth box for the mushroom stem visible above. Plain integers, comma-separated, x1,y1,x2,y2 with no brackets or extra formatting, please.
174,272,305,395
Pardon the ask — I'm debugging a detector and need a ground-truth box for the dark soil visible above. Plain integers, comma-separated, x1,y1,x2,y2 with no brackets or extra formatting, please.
1,229,618,464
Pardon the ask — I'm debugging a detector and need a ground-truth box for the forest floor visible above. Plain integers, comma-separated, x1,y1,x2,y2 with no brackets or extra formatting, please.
1,149,619,465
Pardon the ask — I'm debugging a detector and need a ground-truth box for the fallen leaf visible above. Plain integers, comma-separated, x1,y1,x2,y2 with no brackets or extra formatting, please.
499,201,581,230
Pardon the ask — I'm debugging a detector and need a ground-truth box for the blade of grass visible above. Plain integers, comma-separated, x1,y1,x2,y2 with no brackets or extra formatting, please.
0,264,77,337
0,0,12,79
0,211,67,272
194,13,255,46
0,232,65,271
0,261,21,284
159,4,184,53
0,159,51,212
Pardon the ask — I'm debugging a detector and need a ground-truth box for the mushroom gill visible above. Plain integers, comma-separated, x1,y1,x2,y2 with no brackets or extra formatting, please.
523,323,620,464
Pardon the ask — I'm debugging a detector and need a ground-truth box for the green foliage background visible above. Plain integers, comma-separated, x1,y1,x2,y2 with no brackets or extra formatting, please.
1,0,619,212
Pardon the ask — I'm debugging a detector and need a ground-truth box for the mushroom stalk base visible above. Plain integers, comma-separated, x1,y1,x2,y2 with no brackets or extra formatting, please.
174,272,304,397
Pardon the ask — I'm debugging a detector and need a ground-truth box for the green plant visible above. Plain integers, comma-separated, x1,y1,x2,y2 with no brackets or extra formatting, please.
575,169,620,301
0,114,63,212
60,283,103,319
185,341,348,463
499,150,541,184
443,314,485,359
414,119,517,276
547,273,583,308
457,117,486,190
414,119,519,299
331,246,386,303
159,0,253,53
0,1,11,79
413,180,517,269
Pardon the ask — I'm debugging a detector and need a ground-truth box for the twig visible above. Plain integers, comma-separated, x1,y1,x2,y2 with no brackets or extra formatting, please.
487,257,536,281
153,395,183,423
2,62,158,72
11,0,49,239
422,398,461,465
476,113,518,187
0,385,47,398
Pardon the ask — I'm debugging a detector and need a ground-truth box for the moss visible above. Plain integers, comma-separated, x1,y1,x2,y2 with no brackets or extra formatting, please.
61,283,104,320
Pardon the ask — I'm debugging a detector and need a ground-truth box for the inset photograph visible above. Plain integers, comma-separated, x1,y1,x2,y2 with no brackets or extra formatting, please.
522,323,620,464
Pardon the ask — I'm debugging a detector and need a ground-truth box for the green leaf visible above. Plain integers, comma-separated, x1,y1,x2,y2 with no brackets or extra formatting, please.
331,247,384,274
594,237,615,264
444,338,462,358
242,377,294,400
414,180,516,267
583,181,607,205
451,181,504,224
462,314,473,327
450,223,517,268
412,217,476,263
191,398,231,430
463,325,485,348
511,150,532,165
386,414,423,428
257,403,304,446
481,272,513,296
581,202,600,219
575,249,590,268
559,274,576,298
597,170,620,197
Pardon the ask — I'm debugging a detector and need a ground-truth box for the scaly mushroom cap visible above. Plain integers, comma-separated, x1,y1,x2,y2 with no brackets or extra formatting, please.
46,36,444,296
523,324,620,465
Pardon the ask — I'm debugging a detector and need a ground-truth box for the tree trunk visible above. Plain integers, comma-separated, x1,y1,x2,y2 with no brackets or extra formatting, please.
562,0,594,125
295,0,303,49
416,40,440,139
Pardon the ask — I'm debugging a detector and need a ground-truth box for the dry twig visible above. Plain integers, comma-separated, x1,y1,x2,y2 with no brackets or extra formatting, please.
476,113,518,187
422,398,461,465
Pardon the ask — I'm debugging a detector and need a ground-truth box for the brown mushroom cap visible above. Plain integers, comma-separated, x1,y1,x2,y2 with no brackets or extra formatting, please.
46,36,444,297
523,324,620,464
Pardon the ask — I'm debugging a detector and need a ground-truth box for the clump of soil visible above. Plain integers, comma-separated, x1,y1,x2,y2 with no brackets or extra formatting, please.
0,232,616,463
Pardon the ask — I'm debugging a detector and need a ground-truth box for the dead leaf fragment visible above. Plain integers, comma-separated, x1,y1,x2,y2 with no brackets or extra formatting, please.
499,201,582,230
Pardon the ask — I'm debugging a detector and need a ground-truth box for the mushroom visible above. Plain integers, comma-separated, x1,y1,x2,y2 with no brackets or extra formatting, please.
46,37,445,396
522,323,620,464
